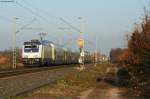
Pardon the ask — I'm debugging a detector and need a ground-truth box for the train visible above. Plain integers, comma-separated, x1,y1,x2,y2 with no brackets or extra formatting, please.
22,39,91,66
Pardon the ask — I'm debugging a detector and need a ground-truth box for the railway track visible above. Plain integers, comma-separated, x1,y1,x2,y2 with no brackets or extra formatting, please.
0,65,75,78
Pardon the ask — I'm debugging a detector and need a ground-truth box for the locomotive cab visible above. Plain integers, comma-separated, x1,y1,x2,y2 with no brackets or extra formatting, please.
22,39,42,65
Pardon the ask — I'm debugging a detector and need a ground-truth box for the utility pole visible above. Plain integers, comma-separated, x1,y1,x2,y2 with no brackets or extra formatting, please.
95,36,98,66
60,17,85,70
12,18,36,69
0,0,16,68
78,17,85,70
12,17,19,69
1,1,36,68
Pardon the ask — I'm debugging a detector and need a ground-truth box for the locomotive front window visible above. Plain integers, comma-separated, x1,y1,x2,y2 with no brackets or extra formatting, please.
24,45,39,52
31,48,39,52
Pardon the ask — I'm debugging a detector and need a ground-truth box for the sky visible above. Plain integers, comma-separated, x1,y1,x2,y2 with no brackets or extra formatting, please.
0,0,149,55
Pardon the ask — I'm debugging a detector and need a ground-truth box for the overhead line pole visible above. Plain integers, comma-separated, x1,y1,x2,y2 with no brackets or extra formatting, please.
95,36,98,66
60,17,85,70
12,17,19,69
0,0,16,68
13,18,36,69
15,18,36,34
78,17,85,70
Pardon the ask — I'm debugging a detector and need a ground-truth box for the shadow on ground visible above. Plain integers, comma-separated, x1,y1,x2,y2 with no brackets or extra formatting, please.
96,67,130,87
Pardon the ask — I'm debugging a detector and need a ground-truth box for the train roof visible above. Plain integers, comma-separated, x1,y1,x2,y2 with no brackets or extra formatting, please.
24,39,64,47
24,39,53,45
24,39,41,45
23,39,79,52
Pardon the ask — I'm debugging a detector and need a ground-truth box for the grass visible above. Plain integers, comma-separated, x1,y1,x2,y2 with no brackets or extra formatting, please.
9,62,111,99
0,63,24,70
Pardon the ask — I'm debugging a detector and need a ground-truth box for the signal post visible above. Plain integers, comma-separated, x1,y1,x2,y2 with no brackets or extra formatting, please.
77,38,85,71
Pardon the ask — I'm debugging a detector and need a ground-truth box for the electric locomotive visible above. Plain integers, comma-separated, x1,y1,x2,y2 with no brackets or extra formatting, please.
22,39,80,66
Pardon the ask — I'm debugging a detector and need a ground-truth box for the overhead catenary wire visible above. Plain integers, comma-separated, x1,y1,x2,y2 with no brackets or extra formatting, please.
16,1,80,45
17,0,81,35
0,0,14,2
15,1,50,24
15,1,74,41
0,15,21,25
19,0,58,20
1,0,86,48
60,18,81,33
15,18,36,34
15,1,80,32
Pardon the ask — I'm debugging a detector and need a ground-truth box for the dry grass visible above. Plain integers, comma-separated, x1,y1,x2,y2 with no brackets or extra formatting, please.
0,57,9,65
14,62,111,99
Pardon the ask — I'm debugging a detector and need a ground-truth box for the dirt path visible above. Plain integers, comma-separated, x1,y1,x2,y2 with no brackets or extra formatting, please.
78,65,128,99
78,81,128,99
78,88,95,99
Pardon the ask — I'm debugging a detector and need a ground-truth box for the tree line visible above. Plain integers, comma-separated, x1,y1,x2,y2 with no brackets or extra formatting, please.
109,8,150,97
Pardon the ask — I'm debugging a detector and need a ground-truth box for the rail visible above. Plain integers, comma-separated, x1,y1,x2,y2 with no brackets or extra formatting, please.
0,65,75,78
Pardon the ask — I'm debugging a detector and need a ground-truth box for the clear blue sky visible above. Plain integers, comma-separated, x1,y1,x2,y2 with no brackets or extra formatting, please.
0,0,149,55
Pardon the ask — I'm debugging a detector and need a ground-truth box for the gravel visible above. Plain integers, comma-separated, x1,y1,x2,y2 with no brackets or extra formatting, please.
0,65,77,98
